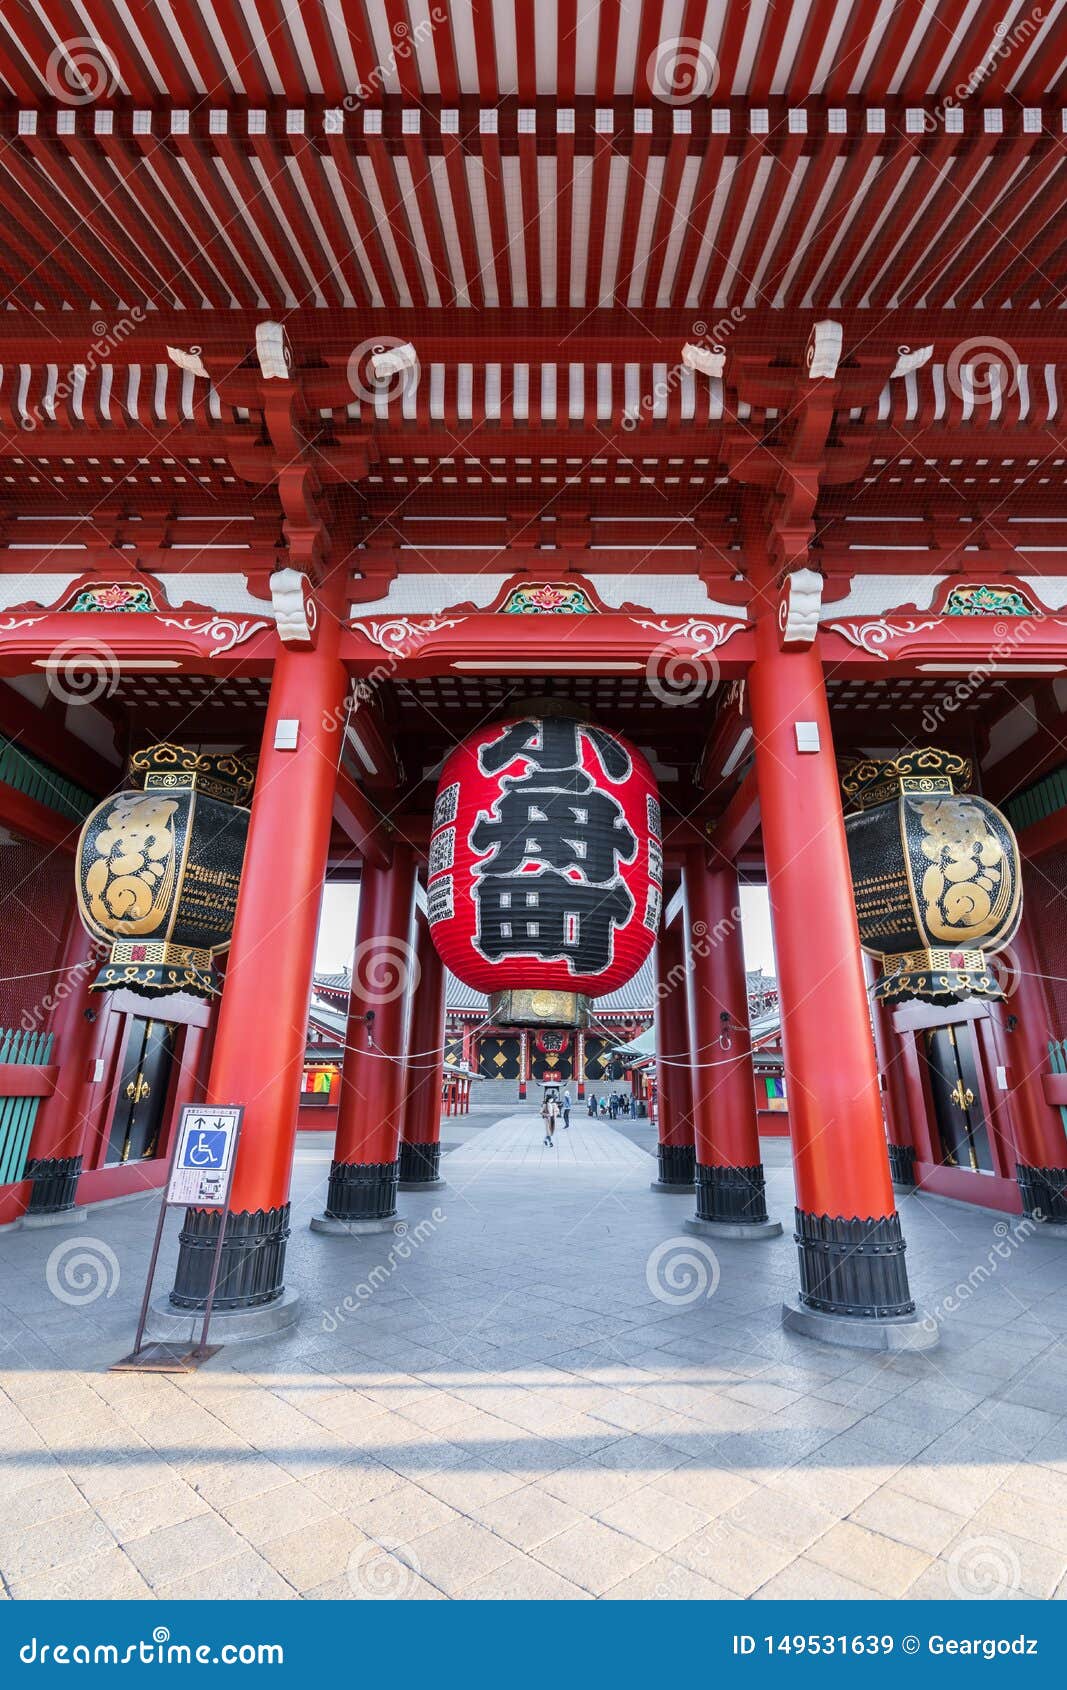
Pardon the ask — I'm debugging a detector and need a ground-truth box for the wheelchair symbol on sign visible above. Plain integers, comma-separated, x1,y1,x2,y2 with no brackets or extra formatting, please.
181,1125,228,1171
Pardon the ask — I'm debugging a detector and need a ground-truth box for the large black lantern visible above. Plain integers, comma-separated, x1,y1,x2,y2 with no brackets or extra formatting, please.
75,743,254,999
843,747,1022,1005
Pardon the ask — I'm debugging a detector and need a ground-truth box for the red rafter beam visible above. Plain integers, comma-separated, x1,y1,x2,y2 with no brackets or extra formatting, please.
333,765,393,869
707,767,761,864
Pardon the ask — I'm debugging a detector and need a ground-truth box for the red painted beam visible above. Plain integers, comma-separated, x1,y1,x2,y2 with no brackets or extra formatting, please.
333,765,394,869
707,767,761,863
1017,810,1067,860
0,1064,57,1098
0,786,80,853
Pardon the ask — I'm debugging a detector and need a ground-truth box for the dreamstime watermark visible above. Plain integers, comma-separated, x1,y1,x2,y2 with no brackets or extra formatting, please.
655,906,744,999
622,311,745,432
337,11,447,109
322,1208,445,1331
42,640,120,707
920,1213,1039,1333
347,336,420,408
919,612,1046,735
20,1628,284,1666
352,933,421,1006
946,337,1020,406
647,37,720,103
922,9,1044,127
987,942,1023,1000
46,38,120,105
645,1237,721,1305
21,944,106,1033
645,639,720,706
45,1237,120,1306
947,1534,1023,1598
347,1539,423,1597
21,309,146,432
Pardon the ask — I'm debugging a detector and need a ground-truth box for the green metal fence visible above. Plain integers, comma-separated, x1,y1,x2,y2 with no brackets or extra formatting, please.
1006,766,1067,834
0,737,95,823
0,1028,55,1184
1049,1039,1067,1134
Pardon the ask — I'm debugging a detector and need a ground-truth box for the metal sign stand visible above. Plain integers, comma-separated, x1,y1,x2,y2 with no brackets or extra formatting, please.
111,1104,244,1374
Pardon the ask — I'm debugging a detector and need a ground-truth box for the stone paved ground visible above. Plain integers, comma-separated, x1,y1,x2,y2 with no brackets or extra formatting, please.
3,1103,1067,1601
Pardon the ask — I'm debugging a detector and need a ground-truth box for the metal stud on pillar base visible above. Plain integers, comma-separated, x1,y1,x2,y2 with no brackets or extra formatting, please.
684,1162,783,1239
782,1209,938,1350
170,1205,290,1308
311,1159,403,1234
398,1141,445,1190
1016,1165,1067,1234
888,1142,917,1190
146,1205,300,1342
650,1142,695,1193
21,1156,87,1227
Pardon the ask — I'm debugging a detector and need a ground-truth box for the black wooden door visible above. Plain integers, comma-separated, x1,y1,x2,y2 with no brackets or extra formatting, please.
107,1019,175,1164
924,1024,993,1172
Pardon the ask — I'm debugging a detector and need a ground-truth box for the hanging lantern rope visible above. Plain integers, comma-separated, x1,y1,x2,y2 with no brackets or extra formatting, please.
338,1011,497,1065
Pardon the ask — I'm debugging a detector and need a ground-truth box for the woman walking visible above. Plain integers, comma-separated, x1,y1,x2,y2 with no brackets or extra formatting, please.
542,1093,559,1146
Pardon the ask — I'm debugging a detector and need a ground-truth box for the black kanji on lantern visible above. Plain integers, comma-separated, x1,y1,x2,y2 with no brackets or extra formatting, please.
470,719,638,975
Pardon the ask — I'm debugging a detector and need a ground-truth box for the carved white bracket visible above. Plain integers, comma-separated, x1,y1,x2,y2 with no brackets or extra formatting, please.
631,615,748,653
777,568,824,648
681,343,726,379
270,568,318,648
890,344,934,379
255,321,293,380
157,615,270,657
166,345,209,379
371,341,418,382
828,618,941,659
355,616,466,655
806,320,843,380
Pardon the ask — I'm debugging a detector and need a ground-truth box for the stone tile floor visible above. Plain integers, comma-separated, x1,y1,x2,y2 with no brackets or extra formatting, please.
2,1106,1067,1601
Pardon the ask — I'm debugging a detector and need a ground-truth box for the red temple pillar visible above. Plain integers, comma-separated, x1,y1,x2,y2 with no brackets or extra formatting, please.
998,912,1067,1223
683,856,781,1236
22,919,102,1223
864,955,918,1191
168,634,348,1316
314,849,417,1232
748,613,928,1344
651,913,695,1192
398,908,447,1189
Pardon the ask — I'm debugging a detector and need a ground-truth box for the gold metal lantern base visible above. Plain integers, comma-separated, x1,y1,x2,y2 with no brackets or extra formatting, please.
874,948,1004,1007
91,941,219,1000
489,988,591,1029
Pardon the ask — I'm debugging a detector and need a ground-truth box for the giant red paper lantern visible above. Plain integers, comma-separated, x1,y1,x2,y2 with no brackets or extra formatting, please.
428,714,662,1027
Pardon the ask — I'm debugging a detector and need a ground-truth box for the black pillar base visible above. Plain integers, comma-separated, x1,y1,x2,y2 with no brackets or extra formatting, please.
325,1158,399,1221
398,1140,442,1185
887,1142,917,1189
1016,1164,1067,1224
794,1208,914,1318
170,1204,290,1311
656,1143,695,1187
24,1154,82,1214
696,1161,770,1224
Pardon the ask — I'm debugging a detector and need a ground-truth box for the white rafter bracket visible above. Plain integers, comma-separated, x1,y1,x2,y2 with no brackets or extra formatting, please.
777,567,824,649
270,567,319,649
371,341,419,382
890,344,934,379
805,320,843,380
255,321,294,380
166,345,210,379
681,342,726,379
